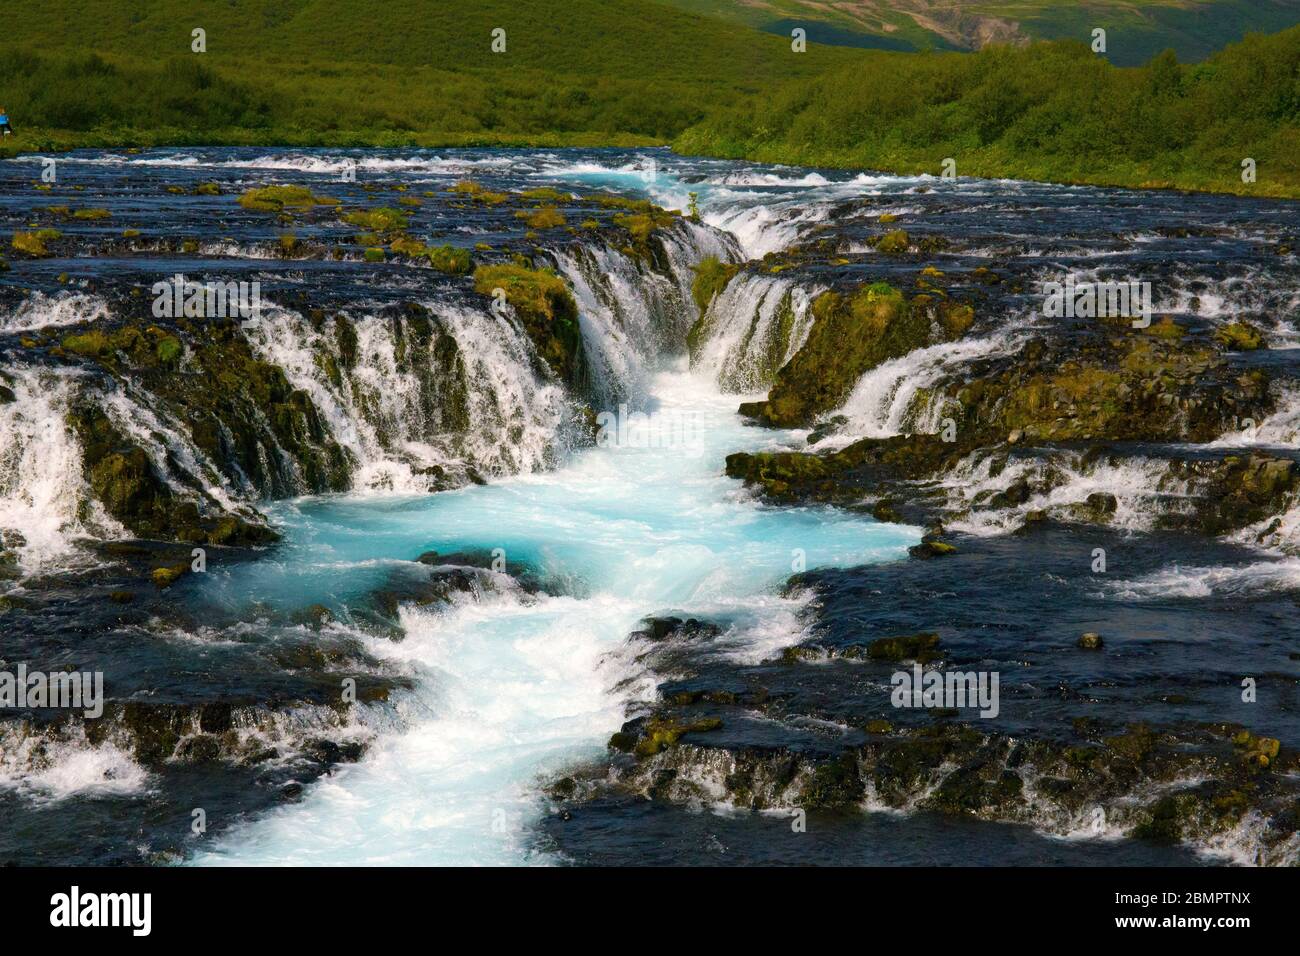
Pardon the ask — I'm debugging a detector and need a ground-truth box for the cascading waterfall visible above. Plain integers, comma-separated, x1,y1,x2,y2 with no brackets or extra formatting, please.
249,301,572,493
821,332,1026,445
553,220,739,407
0,367,124,571
190,367,918,865
691,273,819,393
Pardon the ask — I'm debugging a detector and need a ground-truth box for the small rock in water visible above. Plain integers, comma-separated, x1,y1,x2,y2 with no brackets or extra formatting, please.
1077,632,1104,650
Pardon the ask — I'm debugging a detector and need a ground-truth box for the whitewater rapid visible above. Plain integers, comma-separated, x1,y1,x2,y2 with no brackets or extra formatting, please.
191,367,917,865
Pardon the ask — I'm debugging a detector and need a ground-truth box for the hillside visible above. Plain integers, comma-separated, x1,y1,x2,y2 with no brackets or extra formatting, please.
0,0,856,147
0,0,1297,196
660,0,1300,64
675,24,1300,196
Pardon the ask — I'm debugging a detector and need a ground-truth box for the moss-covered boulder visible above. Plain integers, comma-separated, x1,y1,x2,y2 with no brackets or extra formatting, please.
741,283,969,427
238,185,338,213
472,264,586,388
1214,321,1264,351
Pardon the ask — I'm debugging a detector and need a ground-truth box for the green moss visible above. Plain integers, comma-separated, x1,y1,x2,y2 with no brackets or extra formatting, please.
875,229,911,254
689,255,739,316
632,717,723,757
515,205,566,229
387,236,471,273
612,207,677,248
451,180,507,204
11,230,54,256
1145,316,1184,340
473,263,584,386
520,187,569,202
1214,321,1264,351
238,184,337,212
192,182,221,196
910,539,957,558
342,206,409,233
425,244,471,275
156,336,183,365
72,207,111,220
363,247,385,262
746,282,933,427
150,564,187,588
62,330,112,355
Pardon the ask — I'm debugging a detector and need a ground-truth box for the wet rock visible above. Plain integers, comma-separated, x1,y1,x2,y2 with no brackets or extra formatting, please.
740,282,972,427
1077,632,1104,650
909,539,957,559
864,632,943,663
631,616,722,642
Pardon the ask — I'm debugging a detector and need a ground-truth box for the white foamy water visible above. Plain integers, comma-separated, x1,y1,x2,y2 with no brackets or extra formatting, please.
821,332,1024,446
0,724,149,802
192,368,917,865
0,367,124,571
0,293,111,334
249,301,571,493
937,450,1188,537
1107,557,1300,600
692,273,819,392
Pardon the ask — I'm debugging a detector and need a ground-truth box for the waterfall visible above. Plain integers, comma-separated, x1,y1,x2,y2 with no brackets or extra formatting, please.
552,218,737,408
0,220,738,571
247,301,572,493
690,273,820,392
0,367,124,572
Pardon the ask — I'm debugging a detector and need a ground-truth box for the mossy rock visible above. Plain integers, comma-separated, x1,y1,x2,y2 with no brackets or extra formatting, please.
343,206,409,234
515,205,566,230
632,717,723,757
743,283,961,427
688,254,740,318
150,564,188,588
875,229,911,254
238,185,338,213
909,539,957,558
450,180,508,205
11,230,53,257
800,752,866,808
156,336,183,365
866,632,943,663
472,264,585,387
1214,322,1264,351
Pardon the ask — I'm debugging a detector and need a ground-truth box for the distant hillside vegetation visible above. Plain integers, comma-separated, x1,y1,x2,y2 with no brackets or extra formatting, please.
660,0,1300,65
675,25,1300,196
1,0,1297,196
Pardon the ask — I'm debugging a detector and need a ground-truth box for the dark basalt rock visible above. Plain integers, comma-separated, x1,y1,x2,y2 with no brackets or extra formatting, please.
631,616,722,642
578,705,1300,862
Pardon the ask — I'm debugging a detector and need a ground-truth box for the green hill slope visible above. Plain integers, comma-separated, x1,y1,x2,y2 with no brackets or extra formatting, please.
0,0,857,146
676,25,1300,196
0,0,1296,197
660,0,1300,65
